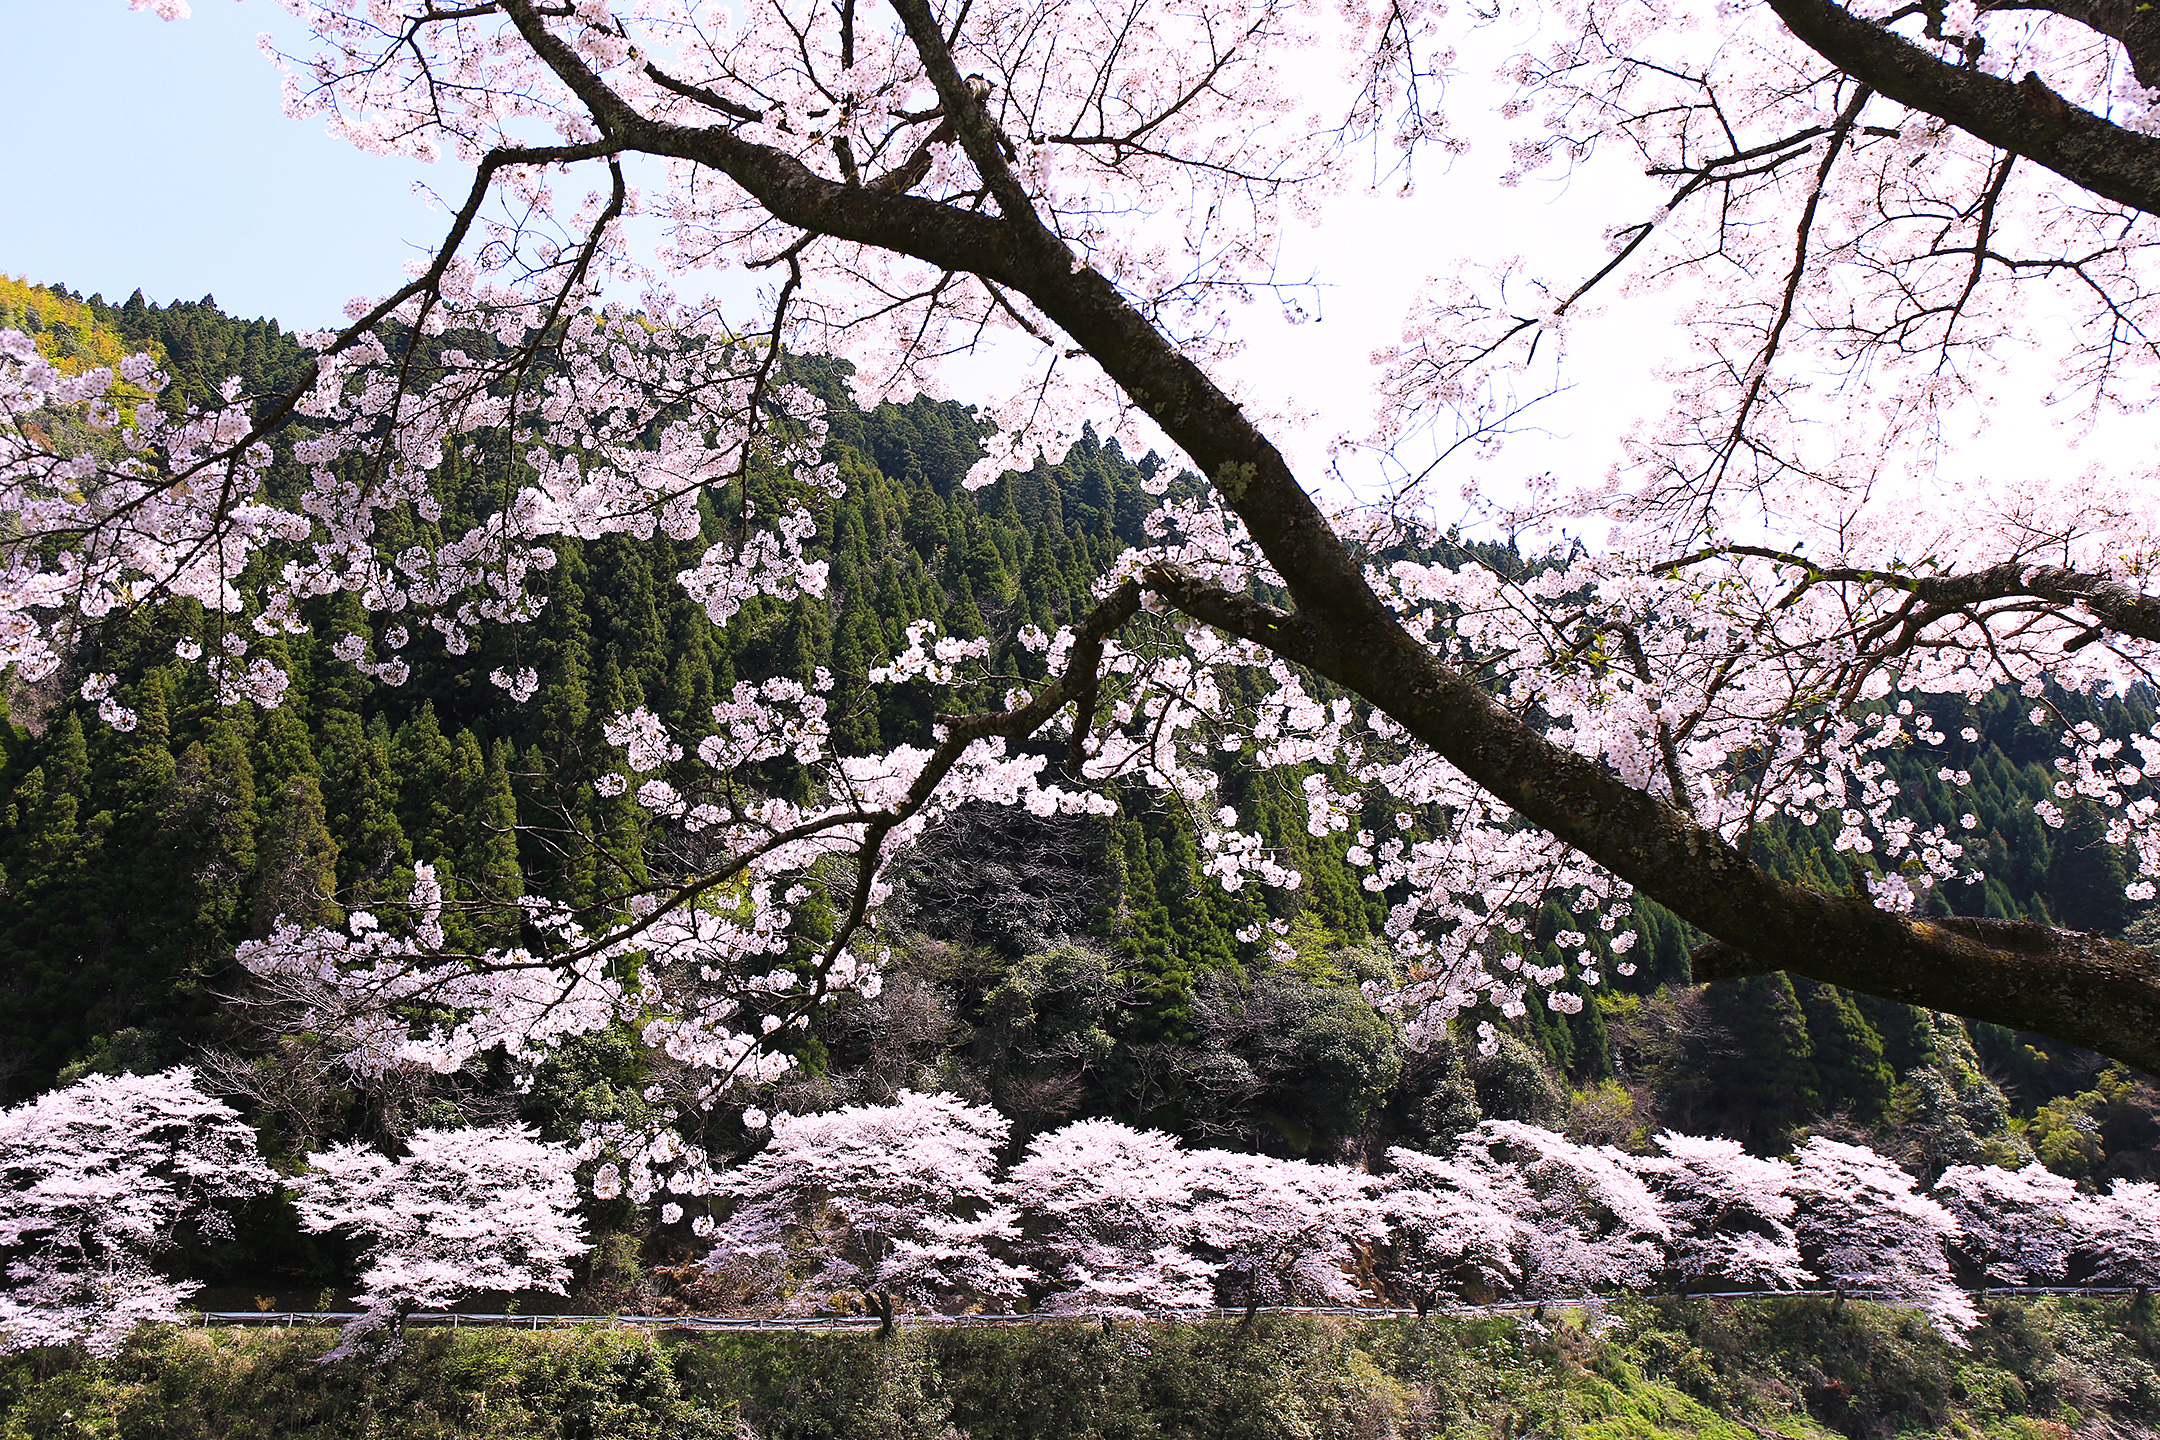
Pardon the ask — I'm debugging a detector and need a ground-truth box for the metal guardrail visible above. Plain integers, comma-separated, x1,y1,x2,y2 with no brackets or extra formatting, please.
191,1286,2149,1332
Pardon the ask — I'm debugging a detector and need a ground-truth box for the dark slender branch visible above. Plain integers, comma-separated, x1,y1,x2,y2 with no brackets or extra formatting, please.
1705,86,1870,496
1768,0,2160,215
642,62,764,123
1660,544,2160,644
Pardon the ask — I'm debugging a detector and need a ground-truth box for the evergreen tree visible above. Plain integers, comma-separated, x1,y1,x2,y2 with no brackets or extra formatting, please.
168,716,258,941
393,703,461,871
252,775,343,936
2047,801,2131,935
1794,980,1895,1124
455,737,526,948
321,710,412,908
1702,973,1821,1148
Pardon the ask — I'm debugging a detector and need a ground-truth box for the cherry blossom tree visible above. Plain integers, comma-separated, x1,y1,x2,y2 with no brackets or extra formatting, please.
1788,1138,1975,1339
11,0,2160,1139
2077,1180,2160,1292
1931,1163,2085,1288
1631,1133,1808,1295
1184,1149,1381,1320
1371,1145,1522,1313
1454,1121,1671,1298
699,1091,1029,1329
291,1124,589,1358
1001,1118,1218,1317
0,1068,275,1357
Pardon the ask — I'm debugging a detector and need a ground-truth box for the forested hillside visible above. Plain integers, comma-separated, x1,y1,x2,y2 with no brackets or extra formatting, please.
2,275,2157,1305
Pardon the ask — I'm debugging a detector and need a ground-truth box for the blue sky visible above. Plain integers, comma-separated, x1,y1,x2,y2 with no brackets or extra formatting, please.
1,2,455,329
1,1,1682,501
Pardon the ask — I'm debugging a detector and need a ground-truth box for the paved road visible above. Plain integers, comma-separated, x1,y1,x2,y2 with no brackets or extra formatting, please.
193,1287,2147,1332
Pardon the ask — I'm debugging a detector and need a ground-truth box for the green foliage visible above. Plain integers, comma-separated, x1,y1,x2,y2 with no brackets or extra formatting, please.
2045,801,2132,936
1880,1015,2031,1175
1700,974,1821,1148
1466,1030,1566,1128
518,1031,656,1143
2021,1064,2157,1183
251,776,341,937
1791,981,1893,1127
0,1327,733,1440
1627,1295,2160,1440
5,1300,2157,1440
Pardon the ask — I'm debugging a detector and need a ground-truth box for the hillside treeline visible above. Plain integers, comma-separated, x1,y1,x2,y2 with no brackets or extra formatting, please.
2,278,2157,1298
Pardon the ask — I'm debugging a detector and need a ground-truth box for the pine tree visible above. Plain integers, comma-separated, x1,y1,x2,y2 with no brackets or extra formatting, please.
454,737,525,947
2046,801,2131,935
393,703,461,871
1794,980,1894,1124
168,716,257,940
321,710,411,908
252,775,342,936
1703,973,1821,1148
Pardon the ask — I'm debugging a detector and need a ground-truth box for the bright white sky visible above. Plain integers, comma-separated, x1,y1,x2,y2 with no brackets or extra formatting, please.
0,1,1689,516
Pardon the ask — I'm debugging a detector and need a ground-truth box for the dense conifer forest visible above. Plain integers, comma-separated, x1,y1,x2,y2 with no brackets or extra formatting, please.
4,278,2160,1435
5,276,2158,1179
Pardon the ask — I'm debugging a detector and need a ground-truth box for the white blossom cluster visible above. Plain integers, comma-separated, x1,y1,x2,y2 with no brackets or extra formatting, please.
677,1093,2160,1339
2,289,831,718
9,1073,2160,1356
292,1124,589,1359
0,1070,275,1357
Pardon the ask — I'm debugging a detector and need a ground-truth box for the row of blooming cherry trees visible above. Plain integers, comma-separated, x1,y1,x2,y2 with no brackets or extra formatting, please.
697,1092,2160,1339
7,1073,2158,1358
0,1069,587,1358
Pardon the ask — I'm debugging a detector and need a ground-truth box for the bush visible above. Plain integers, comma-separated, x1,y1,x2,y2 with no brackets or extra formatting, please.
0,1327,733,1440
3,1298,2157,1439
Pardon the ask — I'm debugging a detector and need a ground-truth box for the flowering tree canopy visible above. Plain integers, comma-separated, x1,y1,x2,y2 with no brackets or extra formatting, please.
701,1091,1028,1325
292,1124,589,1358
1632,1132,1808,1294
0,1068,275,1357
1454,1121,1671,1298
1788,1137,1975,1339
1002,1118,1219,1316
9,0,2160,1122
1184,1147,1380,1316
1372,1145,1522,1312
2077,1180,2160,1290
1933,1162,2086,1288
666,1091,2160,1327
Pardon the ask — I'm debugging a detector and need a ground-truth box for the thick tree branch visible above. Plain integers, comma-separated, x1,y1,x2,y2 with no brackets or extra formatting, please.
1767,0,2160,215
1664,545,2160,644
1692,919,2160,1064
497,0,2160,1069
1987,0,2160,88
1141,563,2160,1076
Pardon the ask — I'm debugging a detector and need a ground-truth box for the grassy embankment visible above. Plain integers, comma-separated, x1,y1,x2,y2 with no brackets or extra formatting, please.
4,1298,2157,1439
